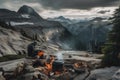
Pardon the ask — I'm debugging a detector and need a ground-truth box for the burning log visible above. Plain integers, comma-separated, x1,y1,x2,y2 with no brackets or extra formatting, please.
42,54,65,76
39,55,55,76
73,62,88,73
45,63,52,72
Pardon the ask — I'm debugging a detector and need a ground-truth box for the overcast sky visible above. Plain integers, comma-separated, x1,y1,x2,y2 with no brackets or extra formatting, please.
0,0,119,19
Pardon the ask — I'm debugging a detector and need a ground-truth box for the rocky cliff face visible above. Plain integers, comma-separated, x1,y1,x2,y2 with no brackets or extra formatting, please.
0,25,31,57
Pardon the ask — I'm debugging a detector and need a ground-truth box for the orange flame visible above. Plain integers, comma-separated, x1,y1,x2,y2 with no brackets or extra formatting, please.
44,55,63,75
37,51,44,57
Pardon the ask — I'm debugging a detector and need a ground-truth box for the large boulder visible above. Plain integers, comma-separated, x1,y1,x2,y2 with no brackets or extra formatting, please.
0,26,30,56
0,72,5,80
74,71,90,80
86,67,119,80
112,69,120,80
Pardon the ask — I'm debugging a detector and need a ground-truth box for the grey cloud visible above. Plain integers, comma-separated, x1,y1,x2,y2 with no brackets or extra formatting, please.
38,0,119,9
0,0,119,11
0,0,44,12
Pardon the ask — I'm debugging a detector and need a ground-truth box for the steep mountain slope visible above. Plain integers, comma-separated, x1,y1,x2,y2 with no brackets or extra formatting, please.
0,25,31,57
48,16,112,50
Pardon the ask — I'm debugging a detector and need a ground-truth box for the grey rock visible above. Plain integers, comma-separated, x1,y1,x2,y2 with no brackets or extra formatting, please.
0,26,31,56
86,67,120,80
74,71,89,80
112,69,120,80
0,75,5,80
24,65,35,72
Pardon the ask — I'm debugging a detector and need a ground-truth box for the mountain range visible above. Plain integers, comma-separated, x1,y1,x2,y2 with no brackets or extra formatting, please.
48,16,113,51
0,5,112,56
0,5,81,56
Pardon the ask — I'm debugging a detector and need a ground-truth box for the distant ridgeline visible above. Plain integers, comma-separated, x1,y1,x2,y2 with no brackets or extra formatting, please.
48,16,112,52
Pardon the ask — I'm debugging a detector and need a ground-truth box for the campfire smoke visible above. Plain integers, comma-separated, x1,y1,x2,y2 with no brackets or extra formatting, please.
56,52,64,62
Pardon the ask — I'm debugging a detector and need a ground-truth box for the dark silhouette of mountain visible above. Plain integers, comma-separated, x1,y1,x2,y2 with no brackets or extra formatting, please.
18,5,43,20
0,9,20,17
0,9,21,22
57,16,66,20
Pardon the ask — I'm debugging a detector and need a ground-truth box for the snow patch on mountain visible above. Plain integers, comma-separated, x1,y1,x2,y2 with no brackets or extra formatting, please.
10,21,34,26
21,14,30,18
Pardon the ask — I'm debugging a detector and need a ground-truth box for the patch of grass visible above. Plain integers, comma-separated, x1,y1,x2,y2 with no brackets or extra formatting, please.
0,55,25,62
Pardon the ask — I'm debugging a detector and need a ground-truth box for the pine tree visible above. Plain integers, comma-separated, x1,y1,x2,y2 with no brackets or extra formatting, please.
102,6,120,66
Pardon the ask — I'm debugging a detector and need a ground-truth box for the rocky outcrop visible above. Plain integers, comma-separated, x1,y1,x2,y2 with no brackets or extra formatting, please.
112,69,120,80
72,66,120,80
0,74,5,80
0,26,31,56
86,67,120,80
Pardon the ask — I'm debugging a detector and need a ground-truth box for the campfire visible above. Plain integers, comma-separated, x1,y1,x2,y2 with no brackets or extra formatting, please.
32,54,89,80
1,53,91,80
43,55,64,76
